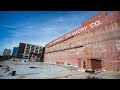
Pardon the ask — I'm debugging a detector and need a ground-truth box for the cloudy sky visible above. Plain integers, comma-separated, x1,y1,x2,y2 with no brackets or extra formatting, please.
0,11,111,55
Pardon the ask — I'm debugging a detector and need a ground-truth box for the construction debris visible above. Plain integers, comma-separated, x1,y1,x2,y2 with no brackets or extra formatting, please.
11,71,16,76
4,66,10,73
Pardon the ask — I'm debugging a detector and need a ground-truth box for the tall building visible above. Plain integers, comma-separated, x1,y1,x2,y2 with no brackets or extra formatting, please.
12,47,19,57
17,43,43,61
44,11,120,71
3,49,11,56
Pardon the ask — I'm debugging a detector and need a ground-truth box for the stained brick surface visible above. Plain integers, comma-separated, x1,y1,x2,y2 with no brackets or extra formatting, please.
44,11,120,71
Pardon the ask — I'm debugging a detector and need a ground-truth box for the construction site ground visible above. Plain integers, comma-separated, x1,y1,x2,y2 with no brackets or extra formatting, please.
0,60,120,79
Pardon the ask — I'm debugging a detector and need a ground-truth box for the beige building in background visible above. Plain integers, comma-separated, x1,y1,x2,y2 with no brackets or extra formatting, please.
3,49,11,56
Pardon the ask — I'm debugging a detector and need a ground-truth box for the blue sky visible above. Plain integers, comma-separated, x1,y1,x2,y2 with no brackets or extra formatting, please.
0,11,111,55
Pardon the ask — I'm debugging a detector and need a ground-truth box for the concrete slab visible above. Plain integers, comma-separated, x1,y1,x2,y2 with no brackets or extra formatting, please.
0,60,120,79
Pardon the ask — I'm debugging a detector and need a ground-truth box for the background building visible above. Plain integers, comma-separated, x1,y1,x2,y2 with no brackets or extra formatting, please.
17,42,44,61
12,47,19,57
44,11,120,71
3,49,11,56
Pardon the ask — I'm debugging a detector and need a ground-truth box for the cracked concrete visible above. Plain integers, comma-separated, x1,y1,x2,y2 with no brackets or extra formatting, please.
0,60,120,79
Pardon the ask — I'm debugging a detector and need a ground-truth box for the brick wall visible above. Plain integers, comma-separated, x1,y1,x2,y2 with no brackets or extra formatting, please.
17,43,25,58
44,11,120,71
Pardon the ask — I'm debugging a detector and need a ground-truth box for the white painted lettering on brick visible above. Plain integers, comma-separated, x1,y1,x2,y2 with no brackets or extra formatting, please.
48,20,102,46
90,20,101,28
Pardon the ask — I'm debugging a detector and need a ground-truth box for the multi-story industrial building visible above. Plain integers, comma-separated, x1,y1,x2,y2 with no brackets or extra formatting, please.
3,49,11,56
17,43,43,61
12,47,19,57
44,11,120,72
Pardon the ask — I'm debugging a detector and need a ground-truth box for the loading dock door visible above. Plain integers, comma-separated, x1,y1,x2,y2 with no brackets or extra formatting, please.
83,61,86,69
78,58,102,71
78,59,87,69
91,59,102,71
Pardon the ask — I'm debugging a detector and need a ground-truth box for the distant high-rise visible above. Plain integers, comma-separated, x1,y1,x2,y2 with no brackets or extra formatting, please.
3,49,11,56
12,47,19,57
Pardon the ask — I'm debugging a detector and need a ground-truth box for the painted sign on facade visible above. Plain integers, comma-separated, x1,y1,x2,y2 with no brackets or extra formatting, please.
46,20,102,47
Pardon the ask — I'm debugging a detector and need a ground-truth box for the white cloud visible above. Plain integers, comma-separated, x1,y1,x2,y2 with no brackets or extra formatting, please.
0,24,18,28
56,17,64,22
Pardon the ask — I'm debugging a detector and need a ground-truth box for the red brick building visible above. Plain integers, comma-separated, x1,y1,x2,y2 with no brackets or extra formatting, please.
44,11,120,71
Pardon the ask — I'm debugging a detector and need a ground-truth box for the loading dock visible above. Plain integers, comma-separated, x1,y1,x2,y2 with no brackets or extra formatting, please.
78,58,102,71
